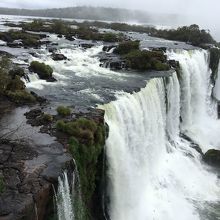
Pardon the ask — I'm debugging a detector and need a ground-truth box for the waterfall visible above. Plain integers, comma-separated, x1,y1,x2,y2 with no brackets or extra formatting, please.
56,172,75,220
55,168,85,220
103,49,220,220
167,49,220,151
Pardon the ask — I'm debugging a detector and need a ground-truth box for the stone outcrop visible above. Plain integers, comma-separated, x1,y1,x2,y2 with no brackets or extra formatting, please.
203,149,220,167
52,53,67,61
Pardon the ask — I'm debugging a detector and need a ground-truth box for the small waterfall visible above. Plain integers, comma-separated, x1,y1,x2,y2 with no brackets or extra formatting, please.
27,73,40,82
55,168,85,220
103,49,220,220
56,172,75,220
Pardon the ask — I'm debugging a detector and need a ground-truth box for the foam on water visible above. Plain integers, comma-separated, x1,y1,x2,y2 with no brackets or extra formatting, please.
103,49,220,220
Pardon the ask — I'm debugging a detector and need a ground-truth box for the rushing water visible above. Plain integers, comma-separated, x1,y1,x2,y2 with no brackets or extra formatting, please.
56,172,75,220
103,49,220,220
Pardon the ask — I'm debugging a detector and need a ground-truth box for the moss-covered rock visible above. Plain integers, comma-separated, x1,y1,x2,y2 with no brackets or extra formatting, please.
29,61,55,81
203,149,220,167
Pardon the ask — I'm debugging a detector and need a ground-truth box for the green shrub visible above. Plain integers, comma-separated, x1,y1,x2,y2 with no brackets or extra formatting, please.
42,113,53,122
114,40,140,55
56,120,66,131
56,106,71,117
6,90,36,104
29,61,53,79
55,117,106,214
152,60,170,71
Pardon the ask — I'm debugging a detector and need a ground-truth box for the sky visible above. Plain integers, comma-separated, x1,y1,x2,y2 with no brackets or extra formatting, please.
0,0,219,40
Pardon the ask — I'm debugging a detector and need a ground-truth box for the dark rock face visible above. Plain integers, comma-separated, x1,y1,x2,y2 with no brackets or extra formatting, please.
168,60,180,69
80,43,94,49
209,48,220,85
52,53,68,61
0,136,73,220
203,149,220,167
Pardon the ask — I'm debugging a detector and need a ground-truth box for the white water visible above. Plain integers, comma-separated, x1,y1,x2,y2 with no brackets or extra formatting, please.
56,172,74,220
103,49,220,220
167,50,220,151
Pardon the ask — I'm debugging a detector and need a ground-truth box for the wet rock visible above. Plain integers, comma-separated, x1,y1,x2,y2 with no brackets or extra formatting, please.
180,133,203,155
30,91,47,104
169,59,180,69
0,136,73,220
103,45,116,52
47,46,57,53
80,43,94,49
52,53,67,61
65,34,75,41
57,34,63,38
203,149,220,167
7,40,23,48
25,108,42,120
152,47,167,52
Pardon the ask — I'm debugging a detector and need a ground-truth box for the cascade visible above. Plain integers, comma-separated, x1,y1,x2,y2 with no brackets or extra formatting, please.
103,49,220,220
55,172,75,220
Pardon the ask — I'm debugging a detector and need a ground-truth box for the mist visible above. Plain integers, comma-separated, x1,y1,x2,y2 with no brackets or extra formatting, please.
0,0,219,41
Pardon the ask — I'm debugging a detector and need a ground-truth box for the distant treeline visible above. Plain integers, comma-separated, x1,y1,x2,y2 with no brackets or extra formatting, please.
0,6,178,24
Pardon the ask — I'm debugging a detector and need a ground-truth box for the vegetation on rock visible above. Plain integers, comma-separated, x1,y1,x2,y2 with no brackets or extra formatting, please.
29,61,54,80
42,113,53,122
55,117,106,218
56,106,71,117
0,30,42,48
153,24,215,47
22,19,125,43
0,56,36,104
113,41,170,71
114,40,139,55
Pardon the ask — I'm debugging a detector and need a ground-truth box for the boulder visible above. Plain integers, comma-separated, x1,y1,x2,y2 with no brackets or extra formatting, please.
169,59,180,69
52,53,67,61
203,149,220,167
80,43,94,49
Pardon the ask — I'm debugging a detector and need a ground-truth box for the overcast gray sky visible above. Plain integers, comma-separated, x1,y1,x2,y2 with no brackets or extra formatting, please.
0,0,219,40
